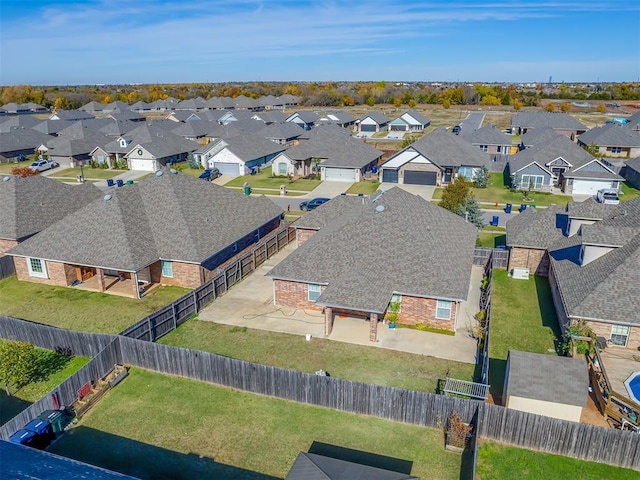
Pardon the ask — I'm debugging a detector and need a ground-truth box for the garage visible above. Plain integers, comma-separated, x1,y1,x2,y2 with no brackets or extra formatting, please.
572,179,609,195
359,124,377,132
129,159,155,171
404,170,437,185
382,169,398,183
389,124,407,132
324,167,356,182
213,162,241,176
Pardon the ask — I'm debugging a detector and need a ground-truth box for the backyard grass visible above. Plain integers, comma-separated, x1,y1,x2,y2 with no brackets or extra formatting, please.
0,343,89,424
0,159,33,174
476,232,506,248
621,181,640,201
476,442,638,480
0,276,190,334
49,368,463,480
488,270,562,403
225,168,321,192
345,180,380,195
52,167,126,180
159,320,475,393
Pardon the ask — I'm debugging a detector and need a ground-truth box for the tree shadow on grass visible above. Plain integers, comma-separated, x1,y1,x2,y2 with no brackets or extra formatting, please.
534,276,563,355
48,426,278,480
308,441,413,475
29,349,73,384
0,394,31,424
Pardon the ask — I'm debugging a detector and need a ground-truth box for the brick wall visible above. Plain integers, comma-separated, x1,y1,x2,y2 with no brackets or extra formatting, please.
396,295,456,332
160,261,202,289
508,247,549,276
14,258,74,287
274,279,324,311
0,239,18,256
296,228,317,247
573,319,640,351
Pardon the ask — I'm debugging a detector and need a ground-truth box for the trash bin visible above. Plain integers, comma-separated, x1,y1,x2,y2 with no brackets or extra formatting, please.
9,429,37,447
106,179,114,187
520,204,527,212
491,215,499,226
371,165,378,174
116,179,124,187
126,179,134,185
243,183,251,195
38,410,65,434
24,418,54,447
505,203,512,214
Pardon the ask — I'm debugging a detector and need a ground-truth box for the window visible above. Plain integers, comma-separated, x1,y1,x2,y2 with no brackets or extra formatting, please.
27,258,48,278
497,146,502,153
279,162,287,175
609,147,622,154
161,260,173,278
479,145,488,152
520,174,544,190
390,293,402,312
308,283,321,302
610,325,630,346
457,167,476,181
436,299,451,320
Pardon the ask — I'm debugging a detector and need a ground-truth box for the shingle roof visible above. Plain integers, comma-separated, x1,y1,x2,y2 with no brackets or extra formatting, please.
468,125,512,146
520,127,563,147
212,132,286,161
580,197,640,246
294,195,365,230
51,109,96,121
579,123,640,148
626,156,640,172
0,115,43,133
286,452,418,480
360,111,390,125
258,122,304,141
399,109,431,126
8,170,283,271
565,197,618,220
0,129,52,154
287,111,319,123
506,205,566,249
268,187,477,313
511,112,586,131
0,175,103,241
509,134,594,173
283,130,382,168
506,351,588,407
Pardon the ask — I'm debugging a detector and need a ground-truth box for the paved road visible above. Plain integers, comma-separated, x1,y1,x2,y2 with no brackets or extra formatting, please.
456,112,485,138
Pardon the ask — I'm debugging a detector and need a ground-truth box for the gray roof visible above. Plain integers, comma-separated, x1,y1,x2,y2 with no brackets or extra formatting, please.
32,119,76,135
268,187,477,313
0,175,103,241
253,110,287,124
294,195,365,230
47,131,109,157
506,205,566,249
565,197,618,220
56,119,113,139
8,170,283,271
0,115,43,133
579,123,640,148
211,132,286,161
511,112,587,131
287,111,319,124
626,156,640,172
396,109,431,126
625,111,640,131
520,127,563,147
99,120,140,137
108,110,144,122
50,109,96,121
360,111,390,125
562,164,623,181
123,125,201,158
317,110,358,125
0,129,52,154
506,351,588,407
286,452,417,480
580,197,640,246
509,134,595,174
258,122,304,141
468,125,512,146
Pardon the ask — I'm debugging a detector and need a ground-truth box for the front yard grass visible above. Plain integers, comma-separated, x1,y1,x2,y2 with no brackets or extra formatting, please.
345,180,380,195
225,168,321,192
52,167,126,180
0,276,190,334
159,320,474,393
488,270,562,403
0,159,33,174
49,368,463,480
476,442,638,480
621,181,640,201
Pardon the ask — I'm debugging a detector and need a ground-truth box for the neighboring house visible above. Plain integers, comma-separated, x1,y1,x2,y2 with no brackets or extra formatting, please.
0,115,43,133
233,95,263,111
165,111,202,122
271,129,382,182
6,170,283,297
357,111,390,133
508,133,623,194
0,175,102,256
387,110,431,133
286,111,320,130
467,125,517,155
175,97,207,111
251,110,287,125
44,128,110,168
624,111,640,132
625,156,640,188
107,110,145,123
129,100,151,112
49,109,96,121
379,128,487,186
548,197,640,349
170,120,218,144
205,97,236,110
503,351,588,422
286,452,418,480
266,187,477,341
511,112,587,139
0,130,52,163
1,103,48,115
200,132,286,176
258,122,304,146
315,111,357,128
125,133,200,172
577,123,640,158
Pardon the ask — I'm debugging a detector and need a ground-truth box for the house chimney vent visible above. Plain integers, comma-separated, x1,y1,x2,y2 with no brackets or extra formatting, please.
375,205,385,213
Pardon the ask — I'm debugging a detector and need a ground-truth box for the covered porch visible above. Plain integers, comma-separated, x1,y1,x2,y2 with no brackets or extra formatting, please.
68,264,157,299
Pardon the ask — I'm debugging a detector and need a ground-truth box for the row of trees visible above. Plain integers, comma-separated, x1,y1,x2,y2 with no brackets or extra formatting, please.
2,82,638,110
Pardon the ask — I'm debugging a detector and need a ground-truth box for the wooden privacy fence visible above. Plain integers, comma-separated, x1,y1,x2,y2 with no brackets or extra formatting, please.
0,255,15,280
120,225,296,342
473,247,508,269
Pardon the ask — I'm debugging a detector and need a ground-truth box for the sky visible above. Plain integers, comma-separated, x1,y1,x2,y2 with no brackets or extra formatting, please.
1,0,639,85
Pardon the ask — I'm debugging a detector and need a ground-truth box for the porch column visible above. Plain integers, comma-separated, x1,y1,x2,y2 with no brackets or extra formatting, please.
324,307,334,336
134,272,140,299
369,313,379,342
97,268,106,292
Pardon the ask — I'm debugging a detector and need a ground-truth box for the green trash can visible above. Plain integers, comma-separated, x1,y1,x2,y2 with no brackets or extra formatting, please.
38,410,64,434
126,179,134,185
243,184,251,196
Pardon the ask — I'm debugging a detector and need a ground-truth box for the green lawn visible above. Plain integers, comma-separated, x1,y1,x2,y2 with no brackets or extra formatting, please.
52,167,126,180
488,270,562,403
0,276,190,334
0,343,89,424
621,181,640,202
0,159,33,174
225,168,321,192
476,232,506,248
346,180,380,195
159,320,474,393
50,368,463,480
477,442,638,480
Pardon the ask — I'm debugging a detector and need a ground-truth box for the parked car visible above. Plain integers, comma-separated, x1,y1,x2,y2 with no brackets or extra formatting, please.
29,160,58,172
596,188,620,205
199,168,221,181
299,197,330,211
452,125,462,135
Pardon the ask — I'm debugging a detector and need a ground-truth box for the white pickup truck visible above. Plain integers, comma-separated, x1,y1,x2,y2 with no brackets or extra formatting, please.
29,160,59,172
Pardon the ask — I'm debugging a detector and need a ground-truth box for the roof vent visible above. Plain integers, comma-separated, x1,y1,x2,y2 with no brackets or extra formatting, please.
155,170,164,177
375,205,385,213
2,176,10,182
104,194,112,202
170,168,178,174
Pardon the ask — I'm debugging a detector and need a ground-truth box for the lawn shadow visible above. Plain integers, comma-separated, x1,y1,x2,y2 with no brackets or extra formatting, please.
29,349,73,384
487,358,507,406
308,441,413,475
0,394,32,424
534,276,563,354
49,426,278,480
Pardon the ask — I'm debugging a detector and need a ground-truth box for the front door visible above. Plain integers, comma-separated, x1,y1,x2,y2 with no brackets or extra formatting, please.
444,168,453,183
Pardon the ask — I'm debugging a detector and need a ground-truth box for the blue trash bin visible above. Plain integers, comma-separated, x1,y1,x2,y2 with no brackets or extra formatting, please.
107,179,114,187
9,429,37,447
520,204,527,212
117,179,124,188
505,203,512,214
371,165,378,174
491,215,499,226
24,418,54,447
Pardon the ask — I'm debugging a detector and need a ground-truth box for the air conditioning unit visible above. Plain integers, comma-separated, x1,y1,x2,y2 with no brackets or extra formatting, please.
512,267,530,280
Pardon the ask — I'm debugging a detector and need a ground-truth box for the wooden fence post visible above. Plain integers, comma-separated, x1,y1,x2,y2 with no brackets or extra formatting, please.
147,316,153,342
172,303,177,330
192,290,198,314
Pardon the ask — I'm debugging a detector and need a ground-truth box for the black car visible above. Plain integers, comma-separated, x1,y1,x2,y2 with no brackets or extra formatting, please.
452,125,462,135
299,197,330,211
199,168,221,181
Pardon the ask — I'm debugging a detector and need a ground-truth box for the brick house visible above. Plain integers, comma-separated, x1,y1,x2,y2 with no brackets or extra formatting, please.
511,112,587,140
6,169,283,298
267,187,477,342
577,123,640,159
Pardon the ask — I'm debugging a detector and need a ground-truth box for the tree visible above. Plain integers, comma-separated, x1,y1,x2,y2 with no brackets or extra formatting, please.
401,135,417,148
479,95,501,106
458,196,485,228
0,341,38,395
11,166,39,177
545,103,556,112
560,102,572,113
440,176,472,214
187,152,200,169
596,103,606,113
473,165,490,188
512,98,522,111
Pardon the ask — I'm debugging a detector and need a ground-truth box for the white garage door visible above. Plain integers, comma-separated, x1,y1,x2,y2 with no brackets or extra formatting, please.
325,167,356,182
130,159,155,172
213,162,241,176
573,179,609,195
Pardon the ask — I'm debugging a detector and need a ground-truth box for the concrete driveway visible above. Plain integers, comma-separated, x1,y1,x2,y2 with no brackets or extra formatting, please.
197,243,480,364
302,181,353,199
378,183,435,201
